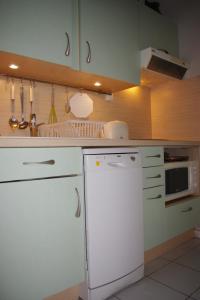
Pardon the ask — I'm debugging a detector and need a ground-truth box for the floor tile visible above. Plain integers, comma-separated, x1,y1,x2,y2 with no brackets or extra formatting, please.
144,257,170,276
162,239,200,261
150,262,200,295
115,277,186,300
191,287,200,300
106,297,118,300
176,246,200,271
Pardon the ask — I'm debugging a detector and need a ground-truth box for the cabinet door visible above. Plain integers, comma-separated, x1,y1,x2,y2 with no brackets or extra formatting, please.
165,198,200,240
143,186,165,250
0,0,78,67
79,0,140,84
139,4,179,56
0,176,85,300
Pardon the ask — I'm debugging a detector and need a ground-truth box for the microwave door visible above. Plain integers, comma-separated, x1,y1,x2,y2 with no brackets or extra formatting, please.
165,167,189,195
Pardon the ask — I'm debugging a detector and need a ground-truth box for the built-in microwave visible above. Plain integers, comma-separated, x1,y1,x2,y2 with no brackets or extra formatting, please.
164,161,199,202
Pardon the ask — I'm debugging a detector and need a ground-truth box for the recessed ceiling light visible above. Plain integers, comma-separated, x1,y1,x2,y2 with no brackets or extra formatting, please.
94,81,102,87
9,64,19,69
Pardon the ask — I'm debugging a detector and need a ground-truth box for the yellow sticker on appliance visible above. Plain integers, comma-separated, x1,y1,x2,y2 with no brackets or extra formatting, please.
96,161,100,166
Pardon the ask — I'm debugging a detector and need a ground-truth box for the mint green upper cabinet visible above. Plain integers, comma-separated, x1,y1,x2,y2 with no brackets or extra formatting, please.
139,4,179,56
78,0,140,84
0,0,77,68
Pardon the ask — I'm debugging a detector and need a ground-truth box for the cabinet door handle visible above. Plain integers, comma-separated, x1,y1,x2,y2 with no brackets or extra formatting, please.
65,32,70,56
146,154,161,158
147,194,162,200
86,41,91,63
146,174,161,179
75,187,81,218
23,159,55,165
181,207,193,213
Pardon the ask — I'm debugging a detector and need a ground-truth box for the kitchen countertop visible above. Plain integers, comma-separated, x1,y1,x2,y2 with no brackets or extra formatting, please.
0,136,200,148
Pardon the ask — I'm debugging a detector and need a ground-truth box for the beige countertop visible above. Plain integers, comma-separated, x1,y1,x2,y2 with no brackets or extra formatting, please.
0,136,199,148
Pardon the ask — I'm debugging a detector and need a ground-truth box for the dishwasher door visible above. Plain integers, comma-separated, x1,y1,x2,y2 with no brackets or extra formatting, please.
0,176,85,300
84,151,144,289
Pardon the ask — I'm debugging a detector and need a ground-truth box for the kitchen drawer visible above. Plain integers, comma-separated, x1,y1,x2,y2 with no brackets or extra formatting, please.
141,147,164,167
143,186,166,250
143,185,165,202
143,166,164,188
166,197,200,240
0,147,82,181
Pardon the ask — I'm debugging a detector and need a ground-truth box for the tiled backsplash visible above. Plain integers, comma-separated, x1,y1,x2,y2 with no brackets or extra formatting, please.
0,75,152,139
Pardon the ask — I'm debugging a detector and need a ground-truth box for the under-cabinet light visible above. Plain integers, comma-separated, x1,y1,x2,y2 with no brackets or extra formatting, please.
94,81,102,87
9,64,19,70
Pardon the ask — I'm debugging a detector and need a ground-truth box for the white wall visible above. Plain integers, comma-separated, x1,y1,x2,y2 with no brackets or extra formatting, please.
158,0,200,78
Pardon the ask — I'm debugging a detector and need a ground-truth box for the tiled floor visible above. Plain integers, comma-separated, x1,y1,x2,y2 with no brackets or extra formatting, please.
107,238,200,300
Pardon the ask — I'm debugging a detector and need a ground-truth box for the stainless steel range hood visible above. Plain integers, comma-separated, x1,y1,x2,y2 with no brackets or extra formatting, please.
141,47,190,79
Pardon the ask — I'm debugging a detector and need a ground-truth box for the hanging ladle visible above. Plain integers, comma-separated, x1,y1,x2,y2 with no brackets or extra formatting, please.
18,83,28,129
8,79,19,128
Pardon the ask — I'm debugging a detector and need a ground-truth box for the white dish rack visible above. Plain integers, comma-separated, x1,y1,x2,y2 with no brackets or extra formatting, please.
38,120,105,138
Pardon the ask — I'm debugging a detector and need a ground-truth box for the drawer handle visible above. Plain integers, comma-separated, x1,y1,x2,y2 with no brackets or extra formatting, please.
146,154,161,158
75,187,81,218
146,174,161,179
147,194,162,200
181,207,193,213
22,159,55,165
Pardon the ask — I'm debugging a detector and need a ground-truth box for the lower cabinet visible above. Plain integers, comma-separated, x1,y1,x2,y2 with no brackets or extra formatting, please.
143,186,165,250
141,146,200,251
0,147,85,300
165,197,200,240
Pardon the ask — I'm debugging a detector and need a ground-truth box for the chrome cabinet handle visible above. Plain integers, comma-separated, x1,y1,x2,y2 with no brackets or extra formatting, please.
86,41,91,63
146,174,161,179
146,154,161,158
147,194,162,200
181,207,193,213
75,187,81,218
23,159,55,165
65,32,70,56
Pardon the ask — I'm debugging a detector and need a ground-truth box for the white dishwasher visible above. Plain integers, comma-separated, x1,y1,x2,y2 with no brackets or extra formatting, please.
80,148,144,300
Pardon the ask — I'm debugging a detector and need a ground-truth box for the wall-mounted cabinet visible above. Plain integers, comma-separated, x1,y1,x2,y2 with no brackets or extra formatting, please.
78,0,140,84
0,0,78,68
0,0,140,92
139,4,179,56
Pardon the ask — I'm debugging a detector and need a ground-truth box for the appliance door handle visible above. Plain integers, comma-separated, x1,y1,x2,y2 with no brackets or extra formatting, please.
146,154,161,158
22,159,55,165
181,206,193,213
146,174,161,179
147,194,162,200
86,41,91,63
65,32,70,56
75,187,81,218
107,162,126,168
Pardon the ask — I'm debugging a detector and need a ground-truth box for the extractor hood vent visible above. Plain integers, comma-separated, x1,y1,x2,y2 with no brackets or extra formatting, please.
141,47,190,79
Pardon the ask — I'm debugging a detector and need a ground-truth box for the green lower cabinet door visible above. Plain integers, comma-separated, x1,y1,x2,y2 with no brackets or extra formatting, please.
143,186,165,250
165,198,200,240
0,176,85,300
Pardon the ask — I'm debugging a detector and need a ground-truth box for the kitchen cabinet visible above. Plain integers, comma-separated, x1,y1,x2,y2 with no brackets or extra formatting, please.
143,186,165,250
0,147,85,300
140,146,165,251
139,4,179,56
78,0,140,84
0,0,78,68
165,197,200,240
